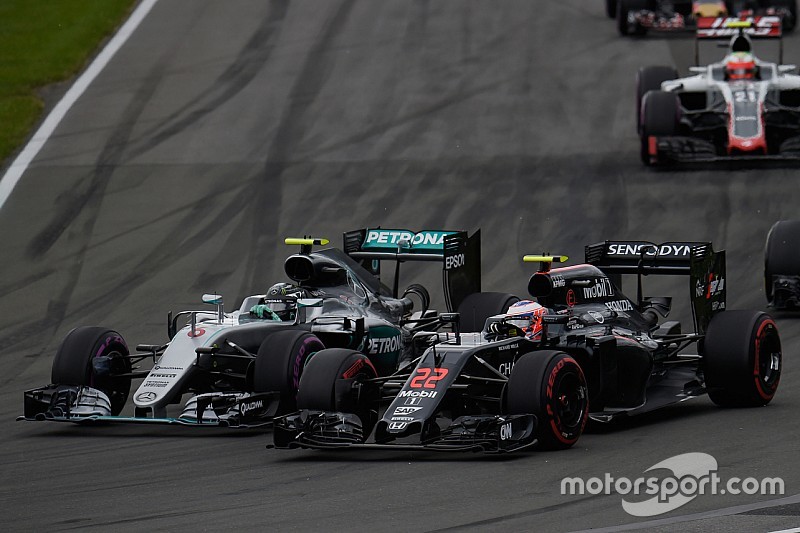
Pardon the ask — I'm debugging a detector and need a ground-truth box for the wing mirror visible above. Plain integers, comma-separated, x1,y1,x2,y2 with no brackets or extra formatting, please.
202,293,224,321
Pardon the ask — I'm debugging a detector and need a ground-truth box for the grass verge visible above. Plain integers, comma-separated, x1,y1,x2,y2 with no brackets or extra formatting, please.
0,0,137,166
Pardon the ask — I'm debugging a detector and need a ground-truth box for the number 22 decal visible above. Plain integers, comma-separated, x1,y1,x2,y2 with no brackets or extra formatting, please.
410,367,449,389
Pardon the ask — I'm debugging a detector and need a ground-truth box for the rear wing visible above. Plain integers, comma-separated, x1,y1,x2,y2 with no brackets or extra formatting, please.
695,16,783,64
696,16,782,39
343,228,481,313
585,241,726,334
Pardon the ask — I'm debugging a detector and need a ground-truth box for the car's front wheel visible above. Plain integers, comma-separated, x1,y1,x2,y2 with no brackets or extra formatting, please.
636,66,679,133
640,90,680,166
296,348,380,438
51,326,132,415
506,351,588,450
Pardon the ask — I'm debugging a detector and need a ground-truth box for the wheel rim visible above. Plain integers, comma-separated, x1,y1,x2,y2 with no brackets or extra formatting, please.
754,320,781,398
554,372,587,430
89,336,131,414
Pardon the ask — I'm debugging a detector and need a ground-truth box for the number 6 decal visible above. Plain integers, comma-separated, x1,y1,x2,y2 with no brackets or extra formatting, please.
410,367,449,389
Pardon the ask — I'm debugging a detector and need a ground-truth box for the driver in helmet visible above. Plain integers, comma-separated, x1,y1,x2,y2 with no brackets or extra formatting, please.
504,300,547,341
725,52,757,81
249,282,307,321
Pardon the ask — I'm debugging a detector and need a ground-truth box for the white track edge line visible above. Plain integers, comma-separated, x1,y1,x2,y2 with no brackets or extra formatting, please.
0,0,159,212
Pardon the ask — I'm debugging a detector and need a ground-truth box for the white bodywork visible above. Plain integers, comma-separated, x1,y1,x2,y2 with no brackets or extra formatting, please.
132,312,237,417
658,45,800,153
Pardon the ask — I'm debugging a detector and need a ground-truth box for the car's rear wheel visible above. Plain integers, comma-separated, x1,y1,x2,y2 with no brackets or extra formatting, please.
296,348,379,435
636,66,679,133
764,220,800,304
770,0,797,32
252,330,325,413
640,90,680,166
606,0,617,18
457,292,519,332
617,0,653,36
704,310,782,407
51,326,132,415
506,351,588,450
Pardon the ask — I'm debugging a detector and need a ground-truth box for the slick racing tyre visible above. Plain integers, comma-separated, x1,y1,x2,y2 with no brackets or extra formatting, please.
458,292,519,332
606,0,617,18
253,330,325,413
764,220,800,304
506,351,588,450
640,90,680,166
636,66,679,133
704,311,782,407
617,0,653,36
296,349,379,434
770,0,797,32
51,326,132,416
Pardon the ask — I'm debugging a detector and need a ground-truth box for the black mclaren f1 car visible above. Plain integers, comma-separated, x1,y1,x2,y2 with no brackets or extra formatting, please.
765,220,800,308
273,240,782,453
20,228,518,429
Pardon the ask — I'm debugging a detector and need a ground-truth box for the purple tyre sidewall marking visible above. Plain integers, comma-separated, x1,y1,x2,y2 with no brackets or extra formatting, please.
292,336,324,391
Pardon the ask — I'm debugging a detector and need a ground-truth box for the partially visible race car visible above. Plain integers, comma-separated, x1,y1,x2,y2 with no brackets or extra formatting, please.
20,228,516,429
608,0,729,19
612,1,796,36
273,240,782,454
765,220,800,308
550,241,780,416
637,16,800,165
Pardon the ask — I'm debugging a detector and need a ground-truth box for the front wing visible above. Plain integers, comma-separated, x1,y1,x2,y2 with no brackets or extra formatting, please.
646,135,800,164
19,385,280,429
272,410,538,453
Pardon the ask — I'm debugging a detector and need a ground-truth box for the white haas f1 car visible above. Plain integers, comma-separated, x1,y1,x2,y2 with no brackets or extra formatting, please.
637,16,800,165
612,1,796,36
20,229,505,429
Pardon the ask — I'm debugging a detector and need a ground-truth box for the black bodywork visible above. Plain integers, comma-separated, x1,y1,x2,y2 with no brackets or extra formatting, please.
274,333,543,453
534,241,726,418
273,241,733,452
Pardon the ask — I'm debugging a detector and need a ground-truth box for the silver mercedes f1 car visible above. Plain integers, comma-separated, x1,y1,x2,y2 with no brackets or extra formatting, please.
20,228,514,429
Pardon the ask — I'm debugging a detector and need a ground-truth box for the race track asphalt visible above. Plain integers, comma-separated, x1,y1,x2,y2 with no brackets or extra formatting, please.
1,1,799,531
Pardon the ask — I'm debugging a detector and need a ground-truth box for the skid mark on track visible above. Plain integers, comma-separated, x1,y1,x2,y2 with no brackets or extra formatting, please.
3,63,173,367
226,0,355,296
427,494,601,532
264,0,355,164
124,0,291,161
